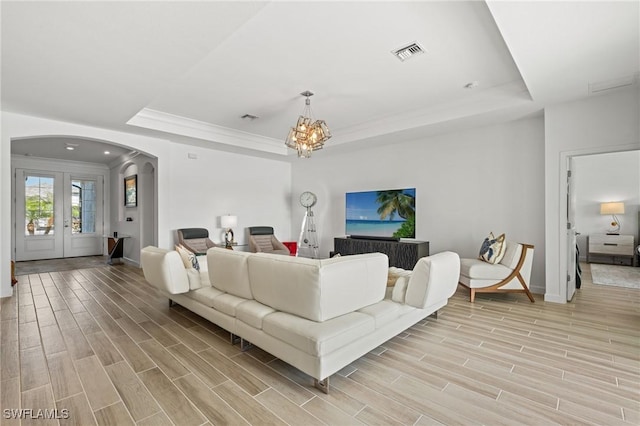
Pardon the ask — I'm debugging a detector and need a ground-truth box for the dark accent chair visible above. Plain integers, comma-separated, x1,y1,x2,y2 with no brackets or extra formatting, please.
248,226,289,255
177,228,217,255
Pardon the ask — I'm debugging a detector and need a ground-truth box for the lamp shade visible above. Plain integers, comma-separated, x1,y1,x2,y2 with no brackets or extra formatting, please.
600,202,625,215
220,215,237,229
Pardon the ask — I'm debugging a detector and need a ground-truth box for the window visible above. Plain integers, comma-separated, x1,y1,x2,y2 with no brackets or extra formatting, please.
71,179,97,234
25,175,54,236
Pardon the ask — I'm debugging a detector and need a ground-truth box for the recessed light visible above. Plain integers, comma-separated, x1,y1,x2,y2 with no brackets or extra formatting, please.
66,146,75,151
104,151,110,155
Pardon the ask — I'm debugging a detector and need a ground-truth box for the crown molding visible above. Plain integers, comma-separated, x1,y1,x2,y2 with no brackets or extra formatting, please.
127,108,288,156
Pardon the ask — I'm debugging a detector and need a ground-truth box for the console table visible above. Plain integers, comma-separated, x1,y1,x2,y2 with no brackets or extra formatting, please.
587,234,635,266
104,235,130,264
333,237,429,269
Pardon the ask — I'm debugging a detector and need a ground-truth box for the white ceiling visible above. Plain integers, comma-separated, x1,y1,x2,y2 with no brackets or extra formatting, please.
3,1,638,163
10,136,135,166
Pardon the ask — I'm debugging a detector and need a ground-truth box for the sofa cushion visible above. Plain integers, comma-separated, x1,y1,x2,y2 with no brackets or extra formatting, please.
185,286,224,306
236,300,276,330
460,258,512,280
478,233,506,264
248,252,388,322
357,300,405,328
207,248,253,299
212,293,247,317
262,311,375,357
499,241,523,270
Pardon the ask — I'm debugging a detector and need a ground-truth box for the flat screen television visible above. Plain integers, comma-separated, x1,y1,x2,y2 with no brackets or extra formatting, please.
345,188,416,239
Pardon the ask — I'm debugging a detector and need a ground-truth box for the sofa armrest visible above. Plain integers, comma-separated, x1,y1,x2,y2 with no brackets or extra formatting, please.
141,246,190,295
405,251,460,309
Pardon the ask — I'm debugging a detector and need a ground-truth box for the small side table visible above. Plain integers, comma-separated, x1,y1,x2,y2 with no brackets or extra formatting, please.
223,243,248,252
104,235,130,264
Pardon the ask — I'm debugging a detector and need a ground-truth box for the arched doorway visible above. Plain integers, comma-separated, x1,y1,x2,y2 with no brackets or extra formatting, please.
11,136,158,263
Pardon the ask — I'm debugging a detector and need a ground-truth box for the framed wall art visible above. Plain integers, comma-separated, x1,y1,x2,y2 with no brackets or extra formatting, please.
124,174,137,207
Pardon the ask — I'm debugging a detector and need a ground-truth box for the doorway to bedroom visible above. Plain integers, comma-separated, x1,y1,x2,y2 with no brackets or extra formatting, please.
570,150,640,296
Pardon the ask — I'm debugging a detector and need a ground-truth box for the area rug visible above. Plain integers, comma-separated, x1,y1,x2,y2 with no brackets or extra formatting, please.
590,264,640,289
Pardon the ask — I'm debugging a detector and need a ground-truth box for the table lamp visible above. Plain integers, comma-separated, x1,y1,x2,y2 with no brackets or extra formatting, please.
600,202,624,234
220,215,237,247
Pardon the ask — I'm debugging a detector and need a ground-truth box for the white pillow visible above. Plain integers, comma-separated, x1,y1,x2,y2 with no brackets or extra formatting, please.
175,244,200,270
391,276,409,303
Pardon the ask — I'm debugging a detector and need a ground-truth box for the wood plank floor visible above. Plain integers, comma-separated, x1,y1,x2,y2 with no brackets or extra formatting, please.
1,262,638,425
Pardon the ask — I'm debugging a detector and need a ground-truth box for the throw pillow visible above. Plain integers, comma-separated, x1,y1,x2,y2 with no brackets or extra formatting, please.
175,244,200,271
478,232,506,264
391,276,409,303
387,274,398,287
387,266,412,287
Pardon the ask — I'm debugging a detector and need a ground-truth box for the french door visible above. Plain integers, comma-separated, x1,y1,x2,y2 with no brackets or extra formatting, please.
15,169,104,261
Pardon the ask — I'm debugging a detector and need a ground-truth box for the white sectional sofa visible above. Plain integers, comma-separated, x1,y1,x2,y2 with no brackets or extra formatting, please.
141,246,460,392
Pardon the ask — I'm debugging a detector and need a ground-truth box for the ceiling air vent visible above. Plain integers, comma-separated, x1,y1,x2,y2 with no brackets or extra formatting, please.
589,73,639,95
392,42,425,62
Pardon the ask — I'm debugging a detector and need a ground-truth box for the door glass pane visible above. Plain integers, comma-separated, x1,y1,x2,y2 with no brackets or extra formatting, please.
25,175,55,236
71,179,97,234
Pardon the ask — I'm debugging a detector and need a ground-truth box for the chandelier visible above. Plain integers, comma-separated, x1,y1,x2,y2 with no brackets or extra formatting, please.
285,91,331,158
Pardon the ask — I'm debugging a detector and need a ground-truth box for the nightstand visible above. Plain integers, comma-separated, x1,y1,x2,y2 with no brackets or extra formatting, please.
587,234,635,266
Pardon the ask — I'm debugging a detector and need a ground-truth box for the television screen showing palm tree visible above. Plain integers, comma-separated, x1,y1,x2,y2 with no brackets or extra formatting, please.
346,188,416,238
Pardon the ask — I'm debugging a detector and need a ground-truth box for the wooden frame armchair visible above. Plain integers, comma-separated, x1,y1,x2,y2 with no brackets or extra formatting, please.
459,242,535,303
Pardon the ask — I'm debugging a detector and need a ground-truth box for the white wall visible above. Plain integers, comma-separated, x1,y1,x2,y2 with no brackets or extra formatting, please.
544,88,640,303
574,151,640,259
165,142,292,247
108,152,158,265
290,116,546,294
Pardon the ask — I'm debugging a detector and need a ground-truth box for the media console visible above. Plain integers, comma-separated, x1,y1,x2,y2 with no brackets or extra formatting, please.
333,237,429,270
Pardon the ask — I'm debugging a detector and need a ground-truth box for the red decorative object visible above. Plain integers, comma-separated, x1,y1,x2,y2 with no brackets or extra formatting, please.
283,241,297,256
